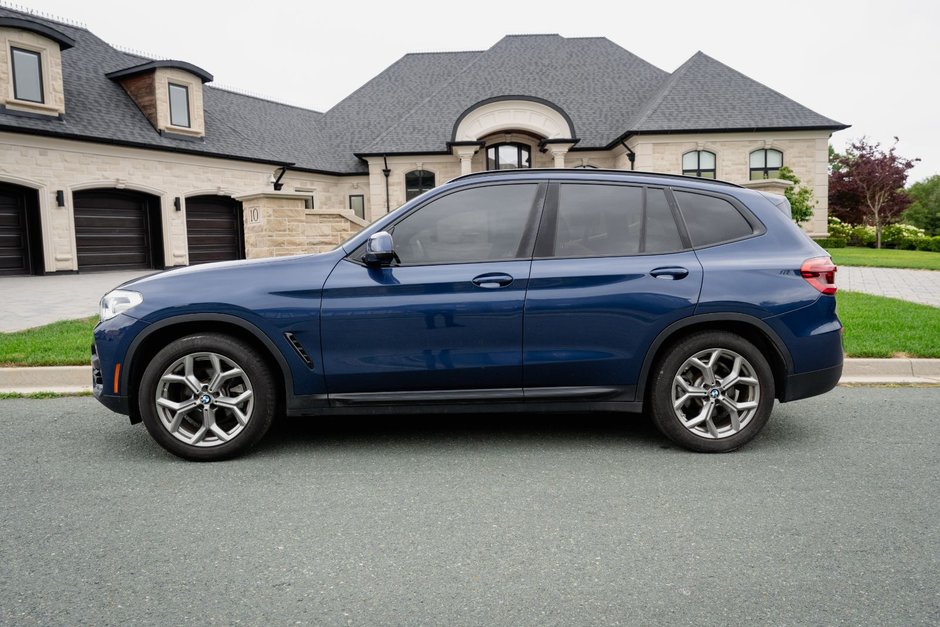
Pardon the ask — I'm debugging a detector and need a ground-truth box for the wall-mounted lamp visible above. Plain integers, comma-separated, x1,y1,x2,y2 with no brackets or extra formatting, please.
55,190,65,207
174,197,181,212
269,166,288,191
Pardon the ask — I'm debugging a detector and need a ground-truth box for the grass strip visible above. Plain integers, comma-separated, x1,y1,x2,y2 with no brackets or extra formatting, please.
0,316,97,366
837,291,940,358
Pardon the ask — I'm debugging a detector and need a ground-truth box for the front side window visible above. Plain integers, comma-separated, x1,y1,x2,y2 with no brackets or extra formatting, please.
486,143,531,170
682,150,716,178
390,183,538,265
168,83,191,128
405,170,436,201
749,149,783,180
11,47,43,103
349,195,365,219
552,184,684,258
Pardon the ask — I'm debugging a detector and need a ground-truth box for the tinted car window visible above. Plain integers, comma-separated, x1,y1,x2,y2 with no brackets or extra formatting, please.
553,184,684,257
555,184,643,257
674,191,753,247
391,183,537,265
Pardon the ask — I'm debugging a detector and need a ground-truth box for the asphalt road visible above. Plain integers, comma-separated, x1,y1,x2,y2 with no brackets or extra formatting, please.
1,388,938,626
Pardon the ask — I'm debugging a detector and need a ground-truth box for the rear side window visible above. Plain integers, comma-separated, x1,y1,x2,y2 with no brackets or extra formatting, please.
552,184,684,257
673,191,754,247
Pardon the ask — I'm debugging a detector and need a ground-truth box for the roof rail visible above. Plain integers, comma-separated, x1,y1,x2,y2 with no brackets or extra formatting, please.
451,168,743,188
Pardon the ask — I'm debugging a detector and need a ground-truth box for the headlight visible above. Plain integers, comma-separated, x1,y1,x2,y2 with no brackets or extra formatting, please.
100,290,143,322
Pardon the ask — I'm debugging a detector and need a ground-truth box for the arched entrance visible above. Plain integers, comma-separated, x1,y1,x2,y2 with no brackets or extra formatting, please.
73,189,164,271
185,195,245,264
0,182,43,276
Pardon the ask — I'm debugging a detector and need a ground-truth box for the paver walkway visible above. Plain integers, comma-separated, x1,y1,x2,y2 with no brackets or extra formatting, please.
838,266,940,308
0,270,154,332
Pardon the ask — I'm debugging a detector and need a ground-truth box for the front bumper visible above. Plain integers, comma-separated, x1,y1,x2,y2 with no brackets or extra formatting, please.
91,313,148,419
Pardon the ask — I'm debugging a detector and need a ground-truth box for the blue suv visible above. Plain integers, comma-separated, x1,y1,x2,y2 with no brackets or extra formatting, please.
92,169,842,460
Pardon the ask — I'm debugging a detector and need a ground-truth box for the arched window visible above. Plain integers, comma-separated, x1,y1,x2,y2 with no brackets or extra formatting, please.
486,143,531,170
749,149,783,180
405,170,436,201
682,150,716,178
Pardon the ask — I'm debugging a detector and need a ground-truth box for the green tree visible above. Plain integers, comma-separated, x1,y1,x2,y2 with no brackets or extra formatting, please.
903,175,940,236
829,144,843,174
778,166,815,224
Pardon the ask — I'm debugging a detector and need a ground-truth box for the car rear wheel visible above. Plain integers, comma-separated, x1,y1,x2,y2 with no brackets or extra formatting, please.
650,331,775,453
138,333,276,461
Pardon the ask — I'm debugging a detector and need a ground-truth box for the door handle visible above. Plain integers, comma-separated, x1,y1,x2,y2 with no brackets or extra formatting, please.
471,273,514,288
650,266,689,280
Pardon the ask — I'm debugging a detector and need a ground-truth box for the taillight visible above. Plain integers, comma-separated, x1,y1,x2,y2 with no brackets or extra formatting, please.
801,256,837,295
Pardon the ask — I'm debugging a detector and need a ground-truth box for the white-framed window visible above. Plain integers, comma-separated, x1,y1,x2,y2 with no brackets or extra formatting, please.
168,82,191,128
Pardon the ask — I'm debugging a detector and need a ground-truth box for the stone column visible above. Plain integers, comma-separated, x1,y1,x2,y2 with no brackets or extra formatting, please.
236,191,309,259
542,141,577,168
451,144,482,176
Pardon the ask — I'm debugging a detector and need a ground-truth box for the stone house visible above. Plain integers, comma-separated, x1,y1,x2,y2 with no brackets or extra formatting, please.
0,6,847,275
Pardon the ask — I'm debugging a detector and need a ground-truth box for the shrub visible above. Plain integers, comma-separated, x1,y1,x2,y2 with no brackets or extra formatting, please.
848,225,876,247
827,216,852,239
816,236,846,248
882,223,927,248
918,236,940,252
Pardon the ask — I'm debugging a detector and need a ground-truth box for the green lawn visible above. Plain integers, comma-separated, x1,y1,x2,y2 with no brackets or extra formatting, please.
0,316,97,366
825,247,940,271
837,291,940,358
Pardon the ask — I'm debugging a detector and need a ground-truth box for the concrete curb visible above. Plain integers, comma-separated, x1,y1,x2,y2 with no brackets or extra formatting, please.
2,359,940,395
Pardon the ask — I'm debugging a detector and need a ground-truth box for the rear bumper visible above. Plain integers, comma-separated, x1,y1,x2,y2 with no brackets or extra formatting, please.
782,362,843,402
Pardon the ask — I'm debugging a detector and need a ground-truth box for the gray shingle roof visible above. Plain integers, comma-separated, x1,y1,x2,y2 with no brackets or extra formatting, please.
628,51,845,133
0,8,847,175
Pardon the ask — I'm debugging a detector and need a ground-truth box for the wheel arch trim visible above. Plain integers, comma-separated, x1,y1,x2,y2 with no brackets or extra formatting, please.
635,313,793,404
121,313,294,398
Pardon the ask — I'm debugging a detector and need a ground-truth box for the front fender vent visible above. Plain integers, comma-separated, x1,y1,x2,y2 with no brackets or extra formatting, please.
284,332,314,369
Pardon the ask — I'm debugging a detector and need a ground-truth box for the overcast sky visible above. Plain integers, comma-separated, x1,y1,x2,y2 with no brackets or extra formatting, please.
9,0,939,183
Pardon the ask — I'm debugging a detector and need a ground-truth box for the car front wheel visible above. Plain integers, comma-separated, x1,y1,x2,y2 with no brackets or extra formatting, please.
138,333,277,461
650,331,775,453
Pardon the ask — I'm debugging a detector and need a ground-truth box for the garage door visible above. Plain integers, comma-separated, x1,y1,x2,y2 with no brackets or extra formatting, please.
0,184,36,276
186,195,244,264
74,190,162,271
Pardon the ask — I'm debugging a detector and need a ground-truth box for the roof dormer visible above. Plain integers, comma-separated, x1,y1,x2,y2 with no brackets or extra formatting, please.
0,16,75,118
107,60,213,139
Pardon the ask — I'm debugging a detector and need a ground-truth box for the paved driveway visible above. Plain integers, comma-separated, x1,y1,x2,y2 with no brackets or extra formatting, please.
839,266,940,308
0,270,153,332
0,388,937,625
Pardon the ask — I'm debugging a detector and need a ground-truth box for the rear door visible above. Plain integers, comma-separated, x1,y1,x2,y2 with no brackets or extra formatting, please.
522,182,702,401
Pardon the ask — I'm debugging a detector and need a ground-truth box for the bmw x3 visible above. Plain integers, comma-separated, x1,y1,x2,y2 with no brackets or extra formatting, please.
92,169,842,460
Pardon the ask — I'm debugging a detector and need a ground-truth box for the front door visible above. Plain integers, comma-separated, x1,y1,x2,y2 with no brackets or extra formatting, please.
320,182,544,400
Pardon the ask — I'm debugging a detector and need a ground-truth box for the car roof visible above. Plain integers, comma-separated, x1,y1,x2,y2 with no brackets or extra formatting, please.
450,168,744,189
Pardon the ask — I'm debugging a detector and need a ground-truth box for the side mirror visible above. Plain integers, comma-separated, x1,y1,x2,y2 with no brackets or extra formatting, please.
363,231,396,265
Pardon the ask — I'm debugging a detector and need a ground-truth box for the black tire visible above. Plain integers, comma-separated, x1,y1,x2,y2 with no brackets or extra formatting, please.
138,333,277,461
649,331,775,453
